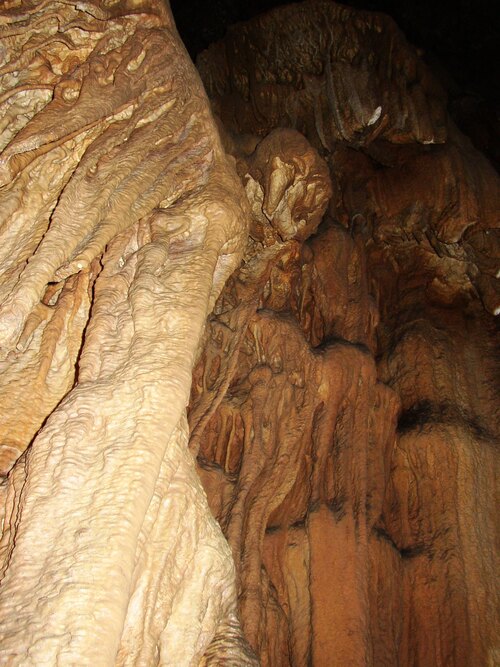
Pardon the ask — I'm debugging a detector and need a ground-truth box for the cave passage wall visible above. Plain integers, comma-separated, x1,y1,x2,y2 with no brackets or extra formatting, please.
0,1,498,666
192,2,500,665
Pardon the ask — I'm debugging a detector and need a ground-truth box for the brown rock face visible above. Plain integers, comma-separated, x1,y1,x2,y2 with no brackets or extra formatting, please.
0,1,498,666
192,2,499,666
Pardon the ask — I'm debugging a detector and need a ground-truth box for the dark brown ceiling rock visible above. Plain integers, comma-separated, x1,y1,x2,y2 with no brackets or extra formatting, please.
199,0,500,316
198,0,447,149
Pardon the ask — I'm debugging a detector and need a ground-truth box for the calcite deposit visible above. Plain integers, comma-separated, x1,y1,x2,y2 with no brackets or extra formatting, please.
0,0,498,666
0,1,253,664
193,3,499,666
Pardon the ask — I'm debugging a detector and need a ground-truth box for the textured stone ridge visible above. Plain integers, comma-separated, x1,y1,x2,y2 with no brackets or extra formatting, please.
0,1,254,664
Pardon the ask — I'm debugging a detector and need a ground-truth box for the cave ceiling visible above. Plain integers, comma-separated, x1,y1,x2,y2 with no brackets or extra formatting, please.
170,0,500,100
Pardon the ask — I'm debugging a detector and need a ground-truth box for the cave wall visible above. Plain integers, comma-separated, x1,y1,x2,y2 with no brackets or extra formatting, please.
0,0,498,666
192,2,499,665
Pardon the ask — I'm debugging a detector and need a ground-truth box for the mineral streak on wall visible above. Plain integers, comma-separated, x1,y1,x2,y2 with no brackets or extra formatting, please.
0,1,498,666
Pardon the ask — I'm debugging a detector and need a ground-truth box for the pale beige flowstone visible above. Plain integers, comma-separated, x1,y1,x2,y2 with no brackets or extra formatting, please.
0,1,253,664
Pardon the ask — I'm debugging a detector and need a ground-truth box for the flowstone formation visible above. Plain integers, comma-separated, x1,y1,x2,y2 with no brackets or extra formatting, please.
0,1,498,666
0,1,254,664
192,2,499,665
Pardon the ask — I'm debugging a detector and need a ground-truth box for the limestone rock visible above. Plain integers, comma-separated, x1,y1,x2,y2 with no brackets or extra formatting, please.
0,1,254,664
0,1,498,666
193,2,500,665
